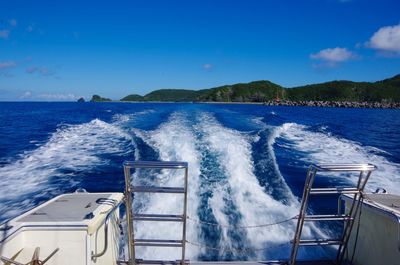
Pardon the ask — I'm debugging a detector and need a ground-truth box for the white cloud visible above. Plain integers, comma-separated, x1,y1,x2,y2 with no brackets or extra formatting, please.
26,66,56,77
36,93,77,101
0,61,16,69
0,61,17,77
366,24,400,54
18,91,77,101
310,47,357,68
9,19,17,27
203,63,213,70
0,30,10,39
310,47,355,63
26,25,34,32
20,91,32,99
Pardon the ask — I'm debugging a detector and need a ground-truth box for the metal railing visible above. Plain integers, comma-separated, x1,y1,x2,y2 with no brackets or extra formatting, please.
123,160,189,265
289,163,376,265
92,199,124,260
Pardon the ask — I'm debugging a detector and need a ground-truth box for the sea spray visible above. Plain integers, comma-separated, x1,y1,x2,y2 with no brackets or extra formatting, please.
0,119,132,220
276,123,400,194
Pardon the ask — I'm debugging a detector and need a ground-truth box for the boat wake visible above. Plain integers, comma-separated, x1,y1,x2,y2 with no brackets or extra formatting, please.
275,123,400,194
130,112,321,261
130,112,202,260
197,113,303,260
0,119,132,221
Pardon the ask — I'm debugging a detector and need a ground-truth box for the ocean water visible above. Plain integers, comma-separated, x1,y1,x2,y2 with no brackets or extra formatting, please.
0,102,399,261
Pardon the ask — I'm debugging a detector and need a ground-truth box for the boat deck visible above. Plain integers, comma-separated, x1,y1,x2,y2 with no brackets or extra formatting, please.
18,193,118,223
363,193,400,214
342,193,400,220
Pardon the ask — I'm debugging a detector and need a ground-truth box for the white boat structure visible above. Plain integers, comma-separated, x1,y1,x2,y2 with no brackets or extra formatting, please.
0,162,399,265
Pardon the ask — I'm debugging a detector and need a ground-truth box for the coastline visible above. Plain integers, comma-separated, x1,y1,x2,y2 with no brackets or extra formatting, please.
263,100,400,109
86,100,400,109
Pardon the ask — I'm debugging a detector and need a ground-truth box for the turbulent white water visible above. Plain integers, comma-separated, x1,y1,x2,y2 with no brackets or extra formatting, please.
276,123,400,194
197,113,315,259
123,112,338,260
0,119,132,220
131,112,202,260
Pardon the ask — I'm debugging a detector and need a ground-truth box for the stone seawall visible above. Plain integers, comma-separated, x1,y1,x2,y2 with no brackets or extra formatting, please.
263,100,400,109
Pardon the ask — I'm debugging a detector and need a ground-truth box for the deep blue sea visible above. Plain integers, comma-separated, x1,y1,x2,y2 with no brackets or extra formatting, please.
0,102,399,261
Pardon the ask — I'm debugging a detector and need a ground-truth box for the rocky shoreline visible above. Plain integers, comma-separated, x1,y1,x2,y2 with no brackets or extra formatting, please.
263,100,400,109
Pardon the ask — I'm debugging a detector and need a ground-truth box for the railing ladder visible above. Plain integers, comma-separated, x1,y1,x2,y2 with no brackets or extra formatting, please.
123,161,189,265
289,164,376,265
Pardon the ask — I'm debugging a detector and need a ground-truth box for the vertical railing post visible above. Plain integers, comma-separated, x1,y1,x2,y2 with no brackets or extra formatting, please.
181,166,189,265
290,167,317,265
124,164,136,265
337,170,372,263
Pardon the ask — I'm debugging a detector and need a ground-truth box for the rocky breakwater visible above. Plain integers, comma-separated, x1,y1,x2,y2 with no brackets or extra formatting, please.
264,100,400,109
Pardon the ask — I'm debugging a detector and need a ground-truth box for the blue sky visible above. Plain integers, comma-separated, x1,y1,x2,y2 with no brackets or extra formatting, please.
0,0,399,101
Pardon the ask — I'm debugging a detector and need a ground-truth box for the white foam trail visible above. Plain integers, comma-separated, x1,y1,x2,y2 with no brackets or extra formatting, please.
132,112,201,260
276,123,400,195
0,119,132,220
111,110,157,160
207,185,231,250
197,113,313,259
112,110,156,123
264,122,297,202
251,117,266,128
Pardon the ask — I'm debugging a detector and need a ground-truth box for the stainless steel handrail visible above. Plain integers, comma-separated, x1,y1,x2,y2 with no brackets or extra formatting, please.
91,199,124,260
289,163,377,265
311,163,377,172
123,160,188,169
123,160,189,265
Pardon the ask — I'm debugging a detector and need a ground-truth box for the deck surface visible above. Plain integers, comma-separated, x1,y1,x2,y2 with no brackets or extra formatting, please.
364,193,400,214
18,193,116,222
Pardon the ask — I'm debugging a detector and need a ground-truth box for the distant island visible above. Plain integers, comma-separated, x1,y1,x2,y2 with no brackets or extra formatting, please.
88,74,400,108
90,95,112,102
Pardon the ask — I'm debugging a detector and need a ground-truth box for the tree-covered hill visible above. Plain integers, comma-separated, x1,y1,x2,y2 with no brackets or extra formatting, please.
197,80,284,102
92,74,400,103
120,94,144,101
119,81,282,103
287,74,400,102
144,89,203,102
120,89,205,102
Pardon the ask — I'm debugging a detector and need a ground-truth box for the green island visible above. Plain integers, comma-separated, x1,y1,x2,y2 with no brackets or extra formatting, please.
89,74,400,108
